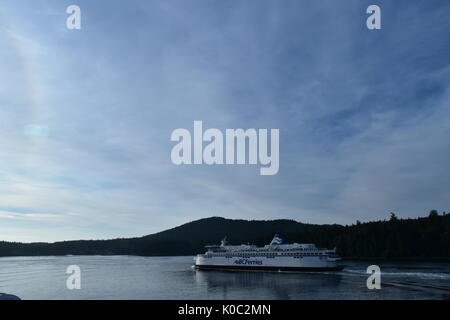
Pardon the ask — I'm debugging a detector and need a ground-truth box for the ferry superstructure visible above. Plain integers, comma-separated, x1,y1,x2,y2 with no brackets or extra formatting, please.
194,234,342,271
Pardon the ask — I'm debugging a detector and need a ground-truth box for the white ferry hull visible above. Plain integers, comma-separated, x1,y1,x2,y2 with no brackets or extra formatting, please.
195,255,342,272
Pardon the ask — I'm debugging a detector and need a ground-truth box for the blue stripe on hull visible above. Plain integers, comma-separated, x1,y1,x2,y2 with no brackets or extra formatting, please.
195,264,344,272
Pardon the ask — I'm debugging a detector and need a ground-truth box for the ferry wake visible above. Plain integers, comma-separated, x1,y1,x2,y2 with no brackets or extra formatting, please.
194,234,343,272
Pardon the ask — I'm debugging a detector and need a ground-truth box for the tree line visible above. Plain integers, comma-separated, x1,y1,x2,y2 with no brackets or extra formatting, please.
0,210,449,259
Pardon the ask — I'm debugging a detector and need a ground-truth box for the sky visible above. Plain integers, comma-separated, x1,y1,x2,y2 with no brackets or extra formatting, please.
0,0,449,242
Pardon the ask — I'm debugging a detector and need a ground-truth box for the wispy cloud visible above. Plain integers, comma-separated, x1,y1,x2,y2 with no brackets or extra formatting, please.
0,0,449,241
0,211,62,221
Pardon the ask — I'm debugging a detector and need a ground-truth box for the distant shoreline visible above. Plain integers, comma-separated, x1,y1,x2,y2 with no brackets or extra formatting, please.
1,254,449,262
341,257,450,262
1,214,449,260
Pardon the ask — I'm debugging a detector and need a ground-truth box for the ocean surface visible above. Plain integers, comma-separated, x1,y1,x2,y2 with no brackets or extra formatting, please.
0,255,449,300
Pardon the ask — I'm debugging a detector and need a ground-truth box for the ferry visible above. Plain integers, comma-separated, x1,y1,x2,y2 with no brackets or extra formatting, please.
194,234,342,272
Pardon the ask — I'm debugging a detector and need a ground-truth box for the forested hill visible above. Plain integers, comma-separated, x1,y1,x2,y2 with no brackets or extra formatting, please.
0,211,449,259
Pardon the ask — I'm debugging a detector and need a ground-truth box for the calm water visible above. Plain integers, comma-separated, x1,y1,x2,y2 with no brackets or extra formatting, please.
0,255,449,300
